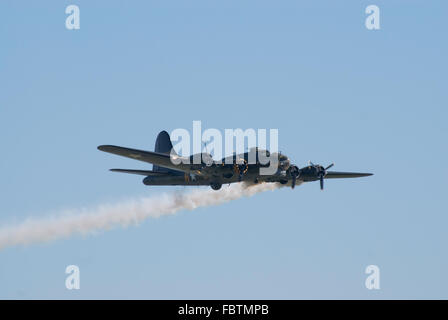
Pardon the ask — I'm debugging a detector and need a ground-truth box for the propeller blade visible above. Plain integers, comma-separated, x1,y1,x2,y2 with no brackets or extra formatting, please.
325,163,334,170
320,176,324,190
291,176,296,189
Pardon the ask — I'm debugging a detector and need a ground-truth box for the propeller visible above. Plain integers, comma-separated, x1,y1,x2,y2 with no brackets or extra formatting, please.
288,165,300,189
317,163,334,190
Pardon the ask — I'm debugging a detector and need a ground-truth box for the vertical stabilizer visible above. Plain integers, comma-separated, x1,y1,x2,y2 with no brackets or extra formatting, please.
153,131,178,173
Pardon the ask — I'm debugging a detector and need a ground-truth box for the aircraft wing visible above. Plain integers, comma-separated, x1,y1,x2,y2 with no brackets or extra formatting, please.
324,171,373,179
98,145,192,173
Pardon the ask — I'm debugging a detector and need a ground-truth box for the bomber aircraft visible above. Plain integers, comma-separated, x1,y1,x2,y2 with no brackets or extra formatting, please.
98,131,373,191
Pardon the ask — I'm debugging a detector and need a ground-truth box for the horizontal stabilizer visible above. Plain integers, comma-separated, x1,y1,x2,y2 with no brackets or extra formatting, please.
110,169,170,176
325,171,373,179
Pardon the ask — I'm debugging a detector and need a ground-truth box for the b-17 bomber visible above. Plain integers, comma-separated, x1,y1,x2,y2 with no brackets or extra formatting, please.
98,131,373,191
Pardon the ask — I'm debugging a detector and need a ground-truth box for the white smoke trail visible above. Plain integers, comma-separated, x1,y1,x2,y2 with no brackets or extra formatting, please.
0,182,282,250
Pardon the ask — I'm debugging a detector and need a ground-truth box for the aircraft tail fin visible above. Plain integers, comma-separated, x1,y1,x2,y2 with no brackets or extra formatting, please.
153,130,179,174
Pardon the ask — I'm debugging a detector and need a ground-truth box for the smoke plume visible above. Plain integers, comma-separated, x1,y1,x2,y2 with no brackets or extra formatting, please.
0,182,281,250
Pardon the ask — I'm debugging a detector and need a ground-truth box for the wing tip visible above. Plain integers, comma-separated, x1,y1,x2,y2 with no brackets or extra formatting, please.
354,172,374,177
98,145,115,152
324,171,374,179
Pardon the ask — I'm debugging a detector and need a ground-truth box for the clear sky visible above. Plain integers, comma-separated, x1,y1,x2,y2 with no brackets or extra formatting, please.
0,1,447,299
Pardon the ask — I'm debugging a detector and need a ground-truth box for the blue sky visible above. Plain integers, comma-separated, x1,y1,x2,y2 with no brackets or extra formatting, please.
0,1,447,298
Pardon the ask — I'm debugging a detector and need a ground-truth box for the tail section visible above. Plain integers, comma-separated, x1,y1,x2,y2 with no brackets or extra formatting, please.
153,131,179,174
154,130,174,154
